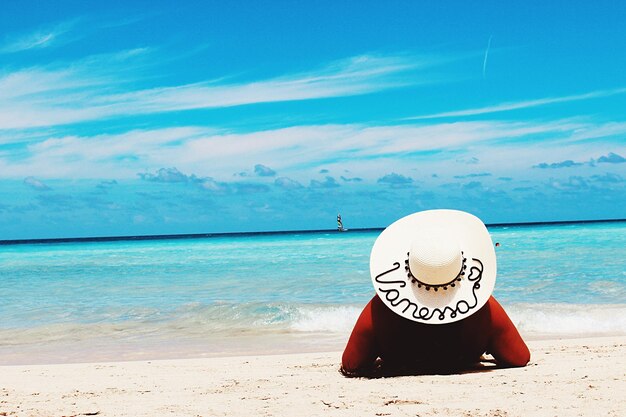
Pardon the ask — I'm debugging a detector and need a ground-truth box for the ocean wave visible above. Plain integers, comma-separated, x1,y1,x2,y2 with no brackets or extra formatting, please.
288,305,362,332
287,303,626,337
3,302,625,349
508,303,626,336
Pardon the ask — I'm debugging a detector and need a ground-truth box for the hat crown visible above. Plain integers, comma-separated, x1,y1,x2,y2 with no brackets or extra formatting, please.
408,230,462,286
371,209,496,324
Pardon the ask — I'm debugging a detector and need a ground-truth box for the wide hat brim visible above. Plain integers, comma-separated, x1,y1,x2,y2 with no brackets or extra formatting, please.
370,209,496,324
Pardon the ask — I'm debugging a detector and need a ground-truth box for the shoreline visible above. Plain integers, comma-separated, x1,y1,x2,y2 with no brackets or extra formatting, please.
1,335,624,416
2,331,626,367
0,331,351,367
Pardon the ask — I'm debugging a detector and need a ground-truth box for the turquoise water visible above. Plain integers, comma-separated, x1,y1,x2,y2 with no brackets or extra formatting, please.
1,222,625,364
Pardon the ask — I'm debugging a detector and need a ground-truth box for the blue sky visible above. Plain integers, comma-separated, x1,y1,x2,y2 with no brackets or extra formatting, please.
1,0,625,239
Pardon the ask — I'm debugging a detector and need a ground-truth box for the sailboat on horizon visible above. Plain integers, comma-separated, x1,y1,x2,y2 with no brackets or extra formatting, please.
337,214,348,232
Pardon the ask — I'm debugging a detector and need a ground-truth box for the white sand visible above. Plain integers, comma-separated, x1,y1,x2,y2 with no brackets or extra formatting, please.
1,336,625,417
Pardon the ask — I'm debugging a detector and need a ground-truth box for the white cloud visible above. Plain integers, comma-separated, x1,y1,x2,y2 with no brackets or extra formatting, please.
406,88,626,120
275,177,303,190
0,53,429,130
597,152,626,164
310,176,340,188
377,173,413,186
0,127,207,179
254,164,276,177
103,55,421,112
138,167,190,183
3,119,625,182
0,20,79,53
23,176,50,190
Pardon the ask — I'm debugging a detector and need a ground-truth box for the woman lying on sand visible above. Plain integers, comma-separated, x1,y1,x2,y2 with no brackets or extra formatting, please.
342,209,530,377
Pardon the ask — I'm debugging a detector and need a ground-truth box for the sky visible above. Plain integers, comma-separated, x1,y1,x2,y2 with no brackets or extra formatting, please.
1,0,625,239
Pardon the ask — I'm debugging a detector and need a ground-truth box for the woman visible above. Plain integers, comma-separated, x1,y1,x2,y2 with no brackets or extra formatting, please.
341,209,530,377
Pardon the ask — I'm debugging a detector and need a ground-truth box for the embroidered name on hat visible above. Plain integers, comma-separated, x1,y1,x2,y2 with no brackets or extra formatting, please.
375,257,484,322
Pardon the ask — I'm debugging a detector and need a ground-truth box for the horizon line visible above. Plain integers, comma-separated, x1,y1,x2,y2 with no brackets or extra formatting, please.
1,218,625,246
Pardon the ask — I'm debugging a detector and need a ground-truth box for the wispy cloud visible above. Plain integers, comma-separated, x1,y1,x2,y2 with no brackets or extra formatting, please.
482,35,492,79
456,157,479,165
136,166,276,195
406,88,626,120
23,176,51,191
3,119,625,181
547,176,590,192
590,173,624,183
533,160,585,169
310,176,340,188
0,20,79,53
275,177,303,190
454,172,492,178
138,167,191,183
91,54,423,113
533,152,626,169
0,53,430,130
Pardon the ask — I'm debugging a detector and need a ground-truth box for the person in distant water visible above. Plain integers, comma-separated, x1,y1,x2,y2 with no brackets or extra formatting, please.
341,210,529,377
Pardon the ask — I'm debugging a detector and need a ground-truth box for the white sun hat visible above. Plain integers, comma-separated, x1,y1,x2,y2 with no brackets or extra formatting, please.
370,209,497,324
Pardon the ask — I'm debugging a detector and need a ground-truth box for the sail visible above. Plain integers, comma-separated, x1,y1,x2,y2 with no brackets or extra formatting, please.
337,214,347,231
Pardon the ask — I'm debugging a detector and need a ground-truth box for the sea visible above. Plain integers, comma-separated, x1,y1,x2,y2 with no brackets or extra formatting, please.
1,221,625,365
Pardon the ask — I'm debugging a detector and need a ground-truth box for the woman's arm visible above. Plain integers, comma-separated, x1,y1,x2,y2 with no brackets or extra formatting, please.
341,296,379,376
486,296,531,367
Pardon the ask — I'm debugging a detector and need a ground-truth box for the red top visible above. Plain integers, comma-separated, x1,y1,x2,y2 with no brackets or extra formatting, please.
341,295,530,376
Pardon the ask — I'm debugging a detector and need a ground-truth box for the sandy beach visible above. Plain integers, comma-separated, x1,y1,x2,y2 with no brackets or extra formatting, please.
1,336,624,417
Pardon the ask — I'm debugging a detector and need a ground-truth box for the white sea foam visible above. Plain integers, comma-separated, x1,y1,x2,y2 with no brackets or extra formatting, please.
4,302,624,350
289,305,362,333
289,303,626,337
508,303,626,337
